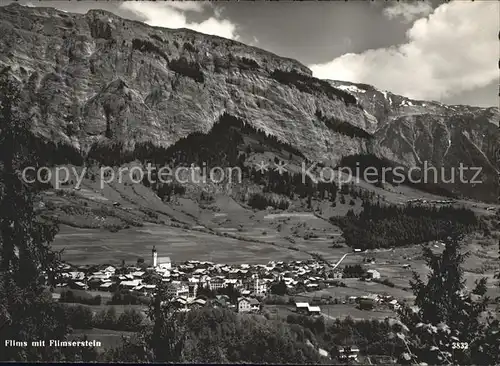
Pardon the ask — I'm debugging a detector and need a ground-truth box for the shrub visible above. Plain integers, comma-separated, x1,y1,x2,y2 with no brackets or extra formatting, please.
182,42,196,53
132,38,169,63
150,34,164,43
237,57,260,70
248,193,289,210
65,305,94,329
132,38,169,62
270,69,357,105
93,307,117,329
117,308,144,331
168,57,204,83
59,290,102,306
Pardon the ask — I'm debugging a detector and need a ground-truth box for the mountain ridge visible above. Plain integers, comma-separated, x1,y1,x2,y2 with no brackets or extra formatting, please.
0,3,498,202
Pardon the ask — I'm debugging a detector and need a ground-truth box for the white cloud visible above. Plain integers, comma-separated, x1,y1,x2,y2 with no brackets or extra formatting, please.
383,1,433,23
120,2,239,40
249,36,259,47
310,1,499,101
160,2,206,13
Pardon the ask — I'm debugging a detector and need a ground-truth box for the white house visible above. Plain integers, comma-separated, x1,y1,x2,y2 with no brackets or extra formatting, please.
74,281,88,290
237,297,260,313
389,299,401,310
307,305,321,315
209,277,225,291
167,281,189,298
238,297,252,313
103,266,116,274
248,275,267,296
120,280,142,289
67,271,85,280
338,346,359,362
295,302,309,313
157,256,172,270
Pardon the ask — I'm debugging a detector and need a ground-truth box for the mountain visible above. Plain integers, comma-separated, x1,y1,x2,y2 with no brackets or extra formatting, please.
0,3,498,202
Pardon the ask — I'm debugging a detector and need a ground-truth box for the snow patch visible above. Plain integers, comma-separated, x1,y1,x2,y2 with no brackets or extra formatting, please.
335,84,366,94
363,109,377,124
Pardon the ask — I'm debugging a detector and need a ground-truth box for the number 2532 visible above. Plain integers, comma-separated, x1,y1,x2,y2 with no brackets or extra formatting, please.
452,342,469,350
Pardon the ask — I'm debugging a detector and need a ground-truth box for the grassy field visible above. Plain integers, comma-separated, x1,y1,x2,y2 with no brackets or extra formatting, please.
61,302,147,316
263,304,396,321
52,223,312,266
301,280,415,301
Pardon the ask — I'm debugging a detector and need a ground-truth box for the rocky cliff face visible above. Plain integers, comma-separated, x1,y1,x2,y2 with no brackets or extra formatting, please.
0,3,498,201
329,81,499,201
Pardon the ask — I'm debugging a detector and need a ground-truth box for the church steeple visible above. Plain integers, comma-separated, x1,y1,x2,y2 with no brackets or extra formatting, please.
152,246,158,267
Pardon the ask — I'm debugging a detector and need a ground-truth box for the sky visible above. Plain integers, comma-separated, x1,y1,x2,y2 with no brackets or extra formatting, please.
4,0,499,108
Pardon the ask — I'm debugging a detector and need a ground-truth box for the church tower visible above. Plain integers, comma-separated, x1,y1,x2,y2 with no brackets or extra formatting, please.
152,246,158,267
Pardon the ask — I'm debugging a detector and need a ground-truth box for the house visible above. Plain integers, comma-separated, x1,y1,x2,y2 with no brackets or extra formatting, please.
389,299,401,310
87,278,103,290
157,257,172,270
209,277,225,291
166,281,189,298
188,298,207,310
99,282,115,292
357,298,375,310
67,271,85,280
338,346,359,362
330,270,343,279
224,278,241,289
187,282,199,298
103,266,116,273
73,281,88,290
173,297,189,309
306,283,319,291
318,348,330,358
237,297,260,313
131,271,146,278
247,275,267,296
295,302,309,314
307,305,321,316
120,280,142,290
249,298,260,311
366,269,381,279
142,284,156,295
213,295,230,308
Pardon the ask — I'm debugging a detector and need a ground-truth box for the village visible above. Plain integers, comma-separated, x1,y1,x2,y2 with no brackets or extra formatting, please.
53,246,405,317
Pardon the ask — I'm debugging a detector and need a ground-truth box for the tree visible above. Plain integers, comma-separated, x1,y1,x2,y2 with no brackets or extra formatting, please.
145,282,187,362
396,229,500,365
196,284,215,299
217,284,240,304
495,239,500,289
117,308,144,331
472,278,487,296
270,280,287,296
0,74,71,361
